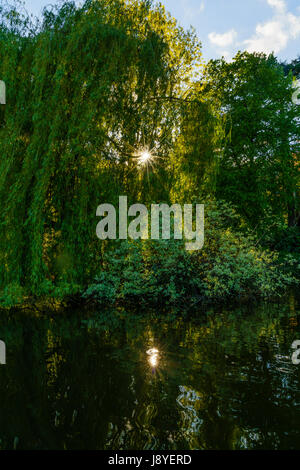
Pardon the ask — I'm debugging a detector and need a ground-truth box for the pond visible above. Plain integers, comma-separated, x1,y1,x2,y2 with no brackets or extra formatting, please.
0,294,300,450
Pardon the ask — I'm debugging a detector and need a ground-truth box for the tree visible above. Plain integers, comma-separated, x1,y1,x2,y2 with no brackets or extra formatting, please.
0,0,216,297
280,56,300,79
203,52,300,236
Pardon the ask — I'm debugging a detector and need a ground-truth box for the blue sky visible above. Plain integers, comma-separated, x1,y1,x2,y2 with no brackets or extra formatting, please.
23,0,300,62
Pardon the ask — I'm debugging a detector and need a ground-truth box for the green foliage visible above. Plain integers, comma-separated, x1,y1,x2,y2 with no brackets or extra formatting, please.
0,282,25,307
0,2,299,308
82,202,297,306
0,0,207,299
281,56,300,79
203,52,300,234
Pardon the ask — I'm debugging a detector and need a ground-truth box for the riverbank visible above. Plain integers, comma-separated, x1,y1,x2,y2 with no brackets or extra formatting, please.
1,201,299,311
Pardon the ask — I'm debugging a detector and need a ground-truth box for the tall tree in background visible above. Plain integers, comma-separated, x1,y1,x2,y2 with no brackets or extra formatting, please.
280,56,300,79
204,52,300,236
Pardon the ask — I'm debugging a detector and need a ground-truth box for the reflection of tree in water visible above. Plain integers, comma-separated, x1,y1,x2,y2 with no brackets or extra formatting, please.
176,385,203,448
0,295,300,449
103,327,178,450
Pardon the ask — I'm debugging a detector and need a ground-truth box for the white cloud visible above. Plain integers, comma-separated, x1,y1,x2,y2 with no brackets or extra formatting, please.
267,0,286,13
208,29,237,48
244,20,289,53
244,0,300,55
287,12,300,38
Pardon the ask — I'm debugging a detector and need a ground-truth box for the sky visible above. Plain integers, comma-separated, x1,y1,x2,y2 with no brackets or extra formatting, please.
22,0,300,63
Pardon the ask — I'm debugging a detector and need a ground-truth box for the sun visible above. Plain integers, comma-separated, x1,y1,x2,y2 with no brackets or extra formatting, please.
132,146,159,170
139,150,152,165
136,148,154,167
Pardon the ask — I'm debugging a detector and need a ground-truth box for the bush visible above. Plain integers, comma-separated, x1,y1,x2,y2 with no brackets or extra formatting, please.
82,201,298,306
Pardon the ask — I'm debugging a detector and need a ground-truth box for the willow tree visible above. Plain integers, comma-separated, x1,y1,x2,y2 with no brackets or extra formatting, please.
0,0,221,302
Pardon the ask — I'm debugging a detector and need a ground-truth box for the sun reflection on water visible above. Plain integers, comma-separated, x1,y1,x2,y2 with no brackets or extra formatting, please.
146,348,159,369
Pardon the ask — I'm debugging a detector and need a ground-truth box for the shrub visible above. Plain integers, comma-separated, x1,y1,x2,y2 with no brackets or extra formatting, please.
82,201,298,306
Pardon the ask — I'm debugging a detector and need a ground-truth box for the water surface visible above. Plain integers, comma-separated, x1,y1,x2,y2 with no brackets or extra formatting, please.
0,295,300,450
